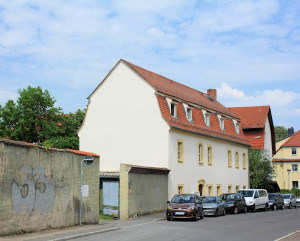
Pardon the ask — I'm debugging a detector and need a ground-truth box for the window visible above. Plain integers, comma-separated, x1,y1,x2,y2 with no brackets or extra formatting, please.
242,153,246,169
177,140,184,163
236,185,240,192
228,185,232,193
243,185,247,189
177,184,184,194
235,151,239,169
292,181,298,189
186,107,193,122
228,150,232,168
198,142,203,165
217,185,221,196
218,115,225,130
208,185,213,196
204,113,210,126
170,102,177,117
292,147,297,155
233,120,240,134
292,164,298,172
207,146,212,165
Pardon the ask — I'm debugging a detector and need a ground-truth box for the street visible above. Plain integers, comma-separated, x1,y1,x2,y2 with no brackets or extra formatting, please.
78,208,300,241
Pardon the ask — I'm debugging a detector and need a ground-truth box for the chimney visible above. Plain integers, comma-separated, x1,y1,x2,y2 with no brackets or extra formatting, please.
207,89,217,100
288,127,294,136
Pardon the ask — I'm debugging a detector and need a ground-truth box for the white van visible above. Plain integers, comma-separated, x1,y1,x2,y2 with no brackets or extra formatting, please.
237,189,269,211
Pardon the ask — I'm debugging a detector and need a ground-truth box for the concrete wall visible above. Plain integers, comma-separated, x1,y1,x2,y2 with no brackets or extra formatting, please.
168,129,249,199
0,140,99,236
78,61,169,171
120,164,168,219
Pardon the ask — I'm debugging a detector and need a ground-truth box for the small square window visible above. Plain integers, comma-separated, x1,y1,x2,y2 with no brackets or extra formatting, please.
292,148,297,155
292,181,298,189
177,185,184,194
292,164,298,172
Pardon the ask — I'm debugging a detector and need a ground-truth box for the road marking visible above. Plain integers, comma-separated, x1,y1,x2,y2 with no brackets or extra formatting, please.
274,229,300,241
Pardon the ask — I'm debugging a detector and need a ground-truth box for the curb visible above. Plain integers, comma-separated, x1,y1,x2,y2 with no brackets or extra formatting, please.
50,227,121,241
153,218,166,222
274,229,300,241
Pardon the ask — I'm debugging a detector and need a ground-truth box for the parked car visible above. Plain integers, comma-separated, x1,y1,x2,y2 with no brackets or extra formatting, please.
200,196,226,216
166,194,204,221
296,196,300,207
268,193,284,210
237,189,269,211
220,193,247,214
282,194,297,209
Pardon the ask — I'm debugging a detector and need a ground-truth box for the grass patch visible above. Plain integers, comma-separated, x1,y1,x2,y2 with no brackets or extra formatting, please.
99,212,117,221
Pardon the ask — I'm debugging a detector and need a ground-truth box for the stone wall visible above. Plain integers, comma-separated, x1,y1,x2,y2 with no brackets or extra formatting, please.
120,164,169,219
0,139,99,236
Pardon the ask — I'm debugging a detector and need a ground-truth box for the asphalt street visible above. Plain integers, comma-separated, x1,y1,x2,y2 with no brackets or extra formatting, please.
76,208,300,241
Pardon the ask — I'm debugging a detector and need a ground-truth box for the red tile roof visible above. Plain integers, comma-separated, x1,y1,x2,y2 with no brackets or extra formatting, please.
122,60,238,118
0,138,99,157
273,159,300,162
282,130,300,147
228,106,270,129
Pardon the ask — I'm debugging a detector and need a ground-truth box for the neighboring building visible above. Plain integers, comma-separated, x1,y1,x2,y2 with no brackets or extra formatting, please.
228,106,275,159
78,59,250,199
273,130,300,190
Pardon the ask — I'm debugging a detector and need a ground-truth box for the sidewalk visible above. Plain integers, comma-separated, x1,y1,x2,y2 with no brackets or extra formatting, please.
0,212,166,241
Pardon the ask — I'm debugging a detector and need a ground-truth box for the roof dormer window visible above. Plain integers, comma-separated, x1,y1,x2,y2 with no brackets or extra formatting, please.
202,109,211,127
170,102,177,117
232,119,240,134
217,114,225,131
186,108,193,122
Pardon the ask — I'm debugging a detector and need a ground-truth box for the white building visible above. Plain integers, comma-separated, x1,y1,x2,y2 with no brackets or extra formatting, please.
78,59,250,199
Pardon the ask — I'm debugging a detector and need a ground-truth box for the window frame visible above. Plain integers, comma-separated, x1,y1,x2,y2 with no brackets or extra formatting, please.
186,106,193,122
177,184,184,194
207,145,213,166
292,147,297,156
216,184,221,196
228,185,232,193
208,184,213,196
236,185,240,192
242,153,246,169
292,164,298,172
292,181,299,189
198,142,204,165
235,151,239,169
177,140,184,163
228,149,232,168
170,102,177,118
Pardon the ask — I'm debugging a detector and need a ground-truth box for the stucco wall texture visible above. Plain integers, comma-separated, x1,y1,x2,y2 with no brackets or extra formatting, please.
0,140,99,236
120,164,168,219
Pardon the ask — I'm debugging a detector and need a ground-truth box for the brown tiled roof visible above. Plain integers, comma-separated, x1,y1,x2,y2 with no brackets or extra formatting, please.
273,159,300,162
122,60,238,118
228,106,270,129
282,130,300,147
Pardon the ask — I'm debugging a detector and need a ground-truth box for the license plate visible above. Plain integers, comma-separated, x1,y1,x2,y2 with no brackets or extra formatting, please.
175,212,185,215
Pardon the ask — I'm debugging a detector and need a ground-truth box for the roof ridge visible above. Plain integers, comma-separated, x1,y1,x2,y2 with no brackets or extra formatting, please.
121,59,207,97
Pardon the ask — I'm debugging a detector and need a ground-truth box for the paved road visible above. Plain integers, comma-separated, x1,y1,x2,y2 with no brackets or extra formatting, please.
77,208,300,241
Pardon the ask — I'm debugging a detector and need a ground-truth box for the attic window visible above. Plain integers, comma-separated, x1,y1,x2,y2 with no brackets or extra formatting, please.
170,101,177,118
218,115,225,130
234,121,240,134
204,112,211,127
186,107,193,122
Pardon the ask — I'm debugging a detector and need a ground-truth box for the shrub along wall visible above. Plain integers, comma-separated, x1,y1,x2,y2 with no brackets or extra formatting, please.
0,139,99,236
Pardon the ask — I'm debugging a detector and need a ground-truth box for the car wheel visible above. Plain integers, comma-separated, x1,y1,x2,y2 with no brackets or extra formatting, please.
264,204,268,211
244,206,247,213
200,211,204,219
223,209,226,216
252,204,255,212
215,209,219,217
295,204,297,209
289,203,292,209
233,207,238,214
167,217,171,221
281,204,285,210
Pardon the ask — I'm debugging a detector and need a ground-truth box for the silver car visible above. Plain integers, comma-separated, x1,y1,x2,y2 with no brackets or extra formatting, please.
200,196,226,217
282,194,297,209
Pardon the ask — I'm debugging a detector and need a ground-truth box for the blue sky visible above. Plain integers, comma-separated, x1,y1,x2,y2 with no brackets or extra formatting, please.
0,0,299,131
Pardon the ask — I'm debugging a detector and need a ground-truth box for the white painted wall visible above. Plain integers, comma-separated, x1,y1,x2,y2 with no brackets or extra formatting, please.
78,62,169,171
168,130,249,200
264,116,273,160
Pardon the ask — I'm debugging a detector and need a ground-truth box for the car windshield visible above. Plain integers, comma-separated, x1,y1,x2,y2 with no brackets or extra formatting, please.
282,194,290,199
238,190,254,197
201,197,217,203
268,194,275,200
220,194,236,201
171,195,195,203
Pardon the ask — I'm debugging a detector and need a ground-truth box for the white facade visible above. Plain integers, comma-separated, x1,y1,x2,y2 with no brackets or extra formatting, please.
78,62,169,171
264,116,273,159
79,60,250,200
168,129,248,199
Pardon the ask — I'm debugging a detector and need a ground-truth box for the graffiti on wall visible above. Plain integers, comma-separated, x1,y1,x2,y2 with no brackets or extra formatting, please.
12,166,55,215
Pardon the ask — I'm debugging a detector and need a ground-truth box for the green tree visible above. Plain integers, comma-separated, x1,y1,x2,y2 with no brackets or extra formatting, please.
275,126,288,142
0,86,63,143
249,149,276,189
